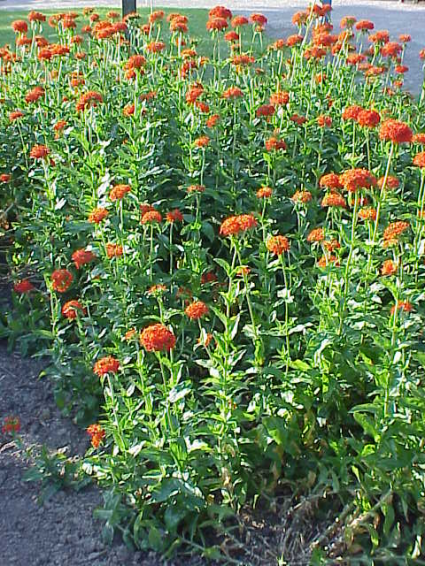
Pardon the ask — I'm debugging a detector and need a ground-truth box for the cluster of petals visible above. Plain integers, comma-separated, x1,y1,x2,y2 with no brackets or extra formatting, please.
219,214,257,236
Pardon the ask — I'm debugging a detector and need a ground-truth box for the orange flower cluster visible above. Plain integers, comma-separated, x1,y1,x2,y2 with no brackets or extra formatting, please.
14,279,35,294
383,221,409,242
185,301,209,320
106,243,123,258
86,424,105,448
109,184,131,201
379,119,412,144
72,249,96,269
62,300,86,320
339,168,377,192
220,214,257,236
93,356,120,376
2,416,21,434
51,269,73,293
88,207,109,224
267,235,290,255
140,323,176,352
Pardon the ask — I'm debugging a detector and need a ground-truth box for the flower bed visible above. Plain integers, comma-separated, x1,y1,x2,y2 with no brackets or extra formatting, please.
1,5,425,562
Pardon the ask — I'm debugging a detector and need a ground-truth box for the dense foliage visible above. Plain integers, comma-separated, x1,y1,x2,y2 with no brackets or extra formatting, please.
1,5,425,563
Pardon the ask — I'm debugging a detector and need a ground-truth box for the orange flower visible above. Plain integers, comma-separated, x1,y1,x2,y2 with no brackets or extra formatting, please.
124,328,137,340
86,424,105,448
166,209,184,223
379,119,412,144
28,11,46,23
206,17,228,32
76,91,103,112
270,91,289,106
195,135,210,148
72,249,96,269
220,214,257,236
339,168,376,192
106,243,123,258
51,269,73,293
62,300,86,320
381,259,398,276
206,114,220,128
413,152,425,168
147,284,167,295
342,105,362,121
413,133,425,145
14,279,35,294
317,115,332,128
30,144,50,160
88,207,109,224
358,207,377,221
125,54,146,70
256,104,275,118
357,109,380,128
198,333,213,347
201,272,218,284
307,228,325,243
291,190,312,204
140,323,176,352
250,13,267,25
93,356,120,376
141,210,162,224
187,184,205,193
0,174,11,183
391,301,413,315
356,20,374,31
222,86,243,99
377,175,400,190
109,184,131,201
321,193,346,208
231,15,248,27
319,173,342,191
9,111,24,121
256,186,273,199
2,416,20,434
185,300,209,320
317,255,340,268
25,86,45,103
12,20,28,34
383,221,409,241
267,235,290,255
265,137,286,152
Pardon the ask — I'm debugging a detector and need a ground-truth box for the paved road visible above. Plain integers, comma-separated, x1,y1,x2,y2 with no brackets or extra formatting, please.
1,0,424,93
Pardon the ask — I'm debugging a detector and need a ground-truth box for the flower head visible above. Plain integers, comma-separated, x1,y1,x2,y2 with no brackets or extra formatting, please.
72,249,96,269
13,279,35,294
62,300,86,320
379,119,412,144
109,184,131,201
86,424,105,448
140,323,176,352
2,416,20,434
51,269,73,293
88,207,109,224
93,356,120,376
185,301,209,319
220,214,257,236
267,235,290,255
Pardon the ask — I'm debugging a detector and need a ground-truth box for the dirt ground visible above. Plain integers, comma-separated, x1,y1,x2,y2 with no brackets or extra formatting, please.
0,343,176,566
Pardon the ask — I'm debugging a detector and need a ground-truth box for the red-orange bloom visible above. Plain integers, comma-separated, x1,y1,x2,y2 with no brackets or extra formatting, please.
265,137,286,152
321,193,347,208
88,207,109,224
413,152,425,168
220,214,257,236
383,221,409,240
14,279,35,294
317,115,332,128
342,105,362,121
379,119,412,144
2,416,20,434
377,175,400,190
72,249,96,269
106,243,123,258
0,174,11,183
51,269,73,293
86,424,105,448
291,190,312,204
25,86,44,103
319,173,342,190
76,91,103,112
140,323,176,352
391,301,413,315
195,135,210,148
93,356,120,376
267,235,290,255
381,259,398,276
413,133,425,145
109,184,131,201
256,104,275,118
62,300,86,320
185,300,209,319
222,86,243,99
231,16,248,27
256,186,273,199
12,20,28,34
187,184,205,193
357,109,380,128
141,210,162,224
206,17,228,32
9,111,24,121
270,91,289,106
30,145,50,160
307,228,325,243
358,207,377,221
166,209,184,223
339,168,377,192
